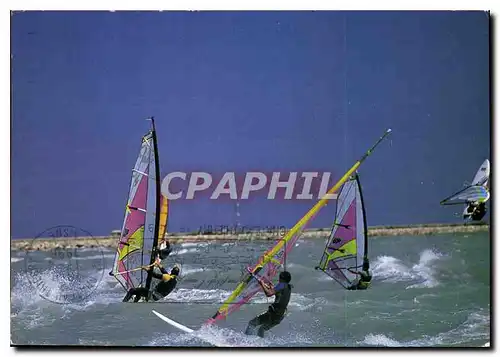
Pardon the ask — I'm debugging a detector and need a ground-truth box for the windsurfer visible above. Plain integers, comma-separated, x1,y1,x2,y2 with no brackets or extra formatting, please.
244,271,292,338
347,258,372,290
465,201,487,221
122,264,180,302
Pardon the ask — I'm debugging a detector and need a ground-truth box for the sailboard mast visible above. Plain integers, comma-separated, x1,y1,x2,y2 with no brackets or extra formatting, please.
207,128,392,323
145,117,162,295
355,173,369,262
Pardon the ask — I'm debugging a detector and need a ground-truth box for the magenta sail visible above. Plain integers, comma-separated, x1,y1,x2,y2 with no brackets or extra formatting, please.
111,129,159,292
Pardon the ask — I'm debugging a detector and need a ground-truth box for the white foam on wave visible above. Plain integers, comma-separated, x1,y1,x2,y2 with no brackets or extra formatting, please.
360,310,490,347
371,249,444,289
362,333,402,347
428,310,491,346
196,324,268,347
371,256,414,282
406,249,443,289
11,257,23,263
160,287,327,314
180,242,209,248
146,324,267,347
11,266,120,318
172,248,199,256
180,266,206,276
291,295,330,312
162,288,231,303
196,323,315,347
146,321,313,347
11,270,81,329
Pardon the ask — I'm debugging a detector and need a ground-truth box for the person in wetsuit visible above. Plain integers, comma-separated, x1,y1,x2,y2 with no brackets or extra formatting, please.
122,264,180,302
347,258,372,290
472,202,487,221
244,271,292,338
465,201,487,221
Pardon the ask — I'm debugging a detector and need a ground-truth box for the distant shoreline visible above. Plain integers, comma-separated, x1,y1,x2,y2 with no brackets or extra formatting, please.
10,222,489,252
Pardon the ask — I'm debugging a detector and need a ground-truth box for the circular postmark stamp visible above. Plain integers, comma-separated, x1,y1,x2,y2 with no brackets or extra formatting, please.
24,225,106,304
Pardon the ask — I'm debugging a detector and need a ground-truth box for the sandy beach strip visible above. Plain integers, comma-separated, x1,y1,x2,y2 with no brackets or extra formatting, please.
10,222,489,252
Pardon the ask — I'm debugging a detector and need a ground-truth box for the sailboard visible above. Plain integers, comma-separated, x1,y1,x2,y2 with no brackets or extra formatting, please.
151,310,232,347
315,173,368,289
111,117,168,299
206,129,392,325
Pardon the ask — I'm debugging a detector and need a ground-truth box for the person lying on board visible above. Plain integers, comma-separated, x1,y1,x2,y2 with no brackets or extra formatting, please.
244,271,292,338
347,258,372,290
122,264,180,303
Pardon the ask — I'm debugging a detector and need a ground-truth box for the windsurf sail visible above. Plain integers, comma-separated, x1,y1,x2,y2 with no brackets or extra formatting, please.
207,128,392,324
315,173,368,289
158,194,169,241
111,118,164,296
441,159,490,207
471,159,490,187
208,227,305,323
440,185,490,206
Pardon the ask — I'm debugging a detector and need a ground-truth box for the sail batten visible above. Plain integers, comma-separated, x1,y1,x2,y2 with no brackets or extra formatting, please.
133,169,149,177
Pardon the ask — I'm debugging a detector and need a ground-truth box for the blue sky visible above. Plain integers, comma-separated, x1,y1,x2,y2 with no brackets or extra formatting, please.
11,11,490,238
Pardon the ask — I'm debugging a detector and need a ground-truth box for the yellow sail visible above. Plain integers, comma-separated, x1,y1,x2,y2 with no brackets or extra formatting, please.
158,194,169,239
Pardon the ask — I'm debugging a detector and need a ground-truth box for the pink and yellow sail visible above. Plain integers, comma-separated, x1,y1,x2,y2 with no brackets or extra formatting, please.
316,173,368,289
111,121,167,292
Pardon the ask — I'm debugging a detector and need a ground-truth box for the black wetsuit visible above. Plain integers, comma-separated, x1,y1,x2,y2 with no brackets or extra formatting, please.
245,282,291,337
122,266,177,302
347,270,372,290
470,203,487,221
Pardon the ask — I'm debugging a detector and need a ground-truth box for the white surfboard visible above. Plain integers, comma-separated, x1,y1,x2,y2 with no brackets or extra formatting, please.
151,310,231,347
